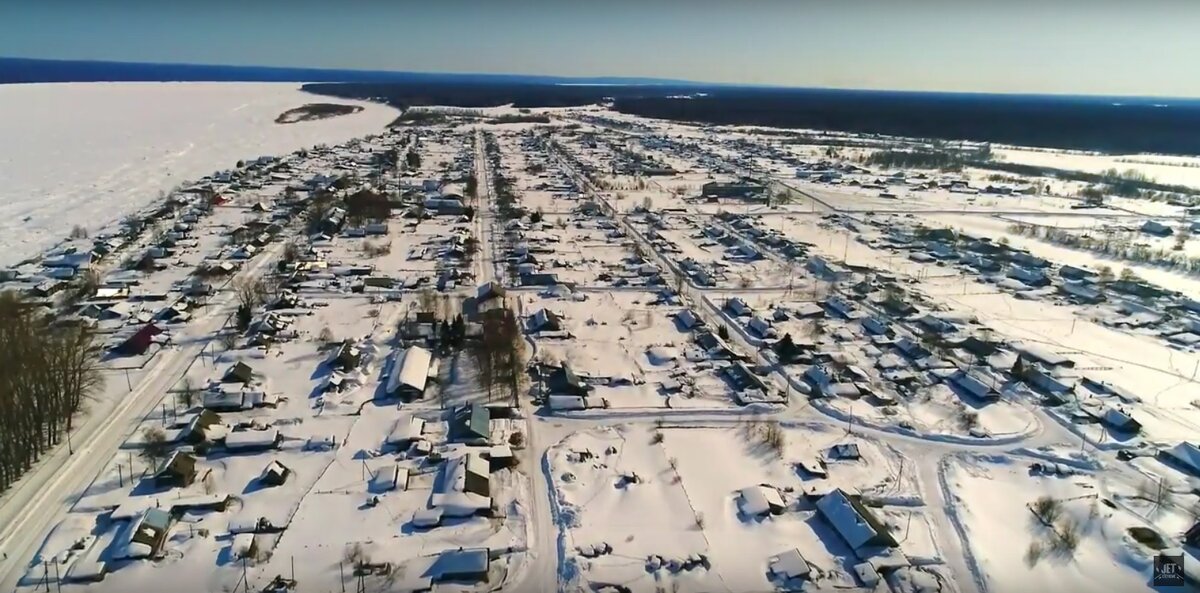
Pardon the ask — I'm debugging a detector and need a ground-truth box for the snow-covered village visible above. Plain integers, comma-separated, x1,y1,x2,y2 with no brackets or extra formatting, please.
4,81,1200,593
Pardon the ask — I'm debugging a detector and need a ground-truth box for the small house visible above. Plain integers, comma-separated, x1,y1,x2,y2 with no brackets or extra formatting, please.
738,485,785,517
768,549,811,581
1097,406,1142,434
1160,442,1200,477
182,410,222,444
127,509,172,559
918,313,958,334
259,460,292,487
1014,345,1075,369
1058,280,1104,303
527,309,563,333
860,316,891,336
726,297,752,317
450,404,491,444
1141,220,1174,237
828,443,861,461
675,308,704,330
386,345,433,399
224,428,281,452
430,547,490,583
547,364,590,396
949,369,1002,402
114,323,164,356
154,451,197,488
823,296,856,319
815,488,898,552
224,361,255,384
329,340,362,371
476,282,506,305
386,415,426,448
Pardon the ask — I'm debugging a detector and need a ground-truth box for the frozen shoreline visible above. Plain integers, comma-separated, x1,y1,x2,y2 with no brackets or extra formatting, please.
0,82,397,267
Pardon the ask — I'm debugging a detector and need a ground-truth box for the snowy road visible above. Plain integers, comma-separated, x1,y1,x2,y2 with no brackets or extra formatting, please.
475,127,562,593
545,138,1097,593
0,242,284,592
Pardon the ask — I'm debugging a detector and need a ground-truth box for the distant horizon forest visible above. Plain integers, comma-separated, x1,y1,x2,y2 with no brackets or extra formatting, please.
2,57,1199,155
304,82,1200,156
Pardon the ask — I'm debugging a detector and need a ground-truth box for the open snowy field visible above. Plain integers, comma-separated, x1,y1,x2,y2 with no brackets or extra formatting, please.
0,82,397,266
993,147,1200,189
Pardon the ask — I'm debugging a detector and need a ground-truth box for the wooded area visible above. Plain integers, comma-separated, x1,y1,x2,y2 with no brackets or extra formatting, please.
0,292,104,492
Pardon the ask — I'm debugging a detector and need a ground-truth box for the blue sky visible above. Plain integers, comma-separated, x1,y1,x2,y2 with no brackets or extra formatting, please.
2,0,1197,96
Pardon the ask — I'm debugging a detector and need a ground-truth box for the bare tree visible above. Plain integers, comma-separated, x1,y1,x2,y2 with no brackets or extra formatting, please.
0,292,104,491
234,277,267,310
139,427,171,467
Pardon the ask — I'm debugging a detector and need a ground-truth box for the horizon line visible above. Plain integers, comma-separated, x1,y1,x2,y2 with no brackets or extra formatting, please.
2,55,1198,102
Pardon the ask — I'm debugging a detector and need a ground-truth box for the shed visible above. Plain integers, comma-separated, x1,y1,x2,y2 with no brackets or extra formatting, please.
487,445,515,471
412,507,444,528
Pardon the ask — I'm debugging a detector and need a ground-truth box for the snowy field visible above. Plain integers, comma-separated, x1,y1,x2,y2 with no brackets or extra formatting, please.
0,82,397,266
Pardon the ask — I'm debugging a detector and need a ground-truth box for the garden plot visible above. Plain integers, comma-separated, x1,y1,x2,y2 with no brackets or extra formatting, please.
945,454,1159,593
320,217,469,289
519,290,738,409
646,221,795,289
549,424,935,593
519,221,643,287
259,410,528,593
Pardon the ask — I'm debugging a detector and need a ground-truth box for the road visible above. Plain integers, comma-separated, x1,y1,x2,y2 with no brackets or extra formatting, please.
546,138,1082,593
473,127,561,593
0,241,284,592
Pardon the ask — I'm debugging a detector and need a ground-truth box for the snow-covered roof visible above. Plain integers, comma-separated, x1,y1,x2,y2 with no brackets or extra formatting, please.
1162,443,1200,474
386,415,426,445
675,308,702,329
768,548,811,580
430,548,489,579
412,507,444,527
738,485,784,516
387,345,432,395
225,428,279,450
815,489,885,551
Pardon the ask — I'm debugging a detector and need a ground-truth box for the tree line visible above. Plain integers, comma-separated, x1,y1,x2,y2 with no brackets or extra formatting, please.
0,292,104,492
470,307,526,406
